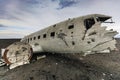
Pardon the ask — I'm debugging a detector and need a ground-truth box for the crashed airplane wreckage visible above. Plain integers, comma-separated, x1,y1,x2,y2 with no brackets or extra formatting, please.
0,14,118,69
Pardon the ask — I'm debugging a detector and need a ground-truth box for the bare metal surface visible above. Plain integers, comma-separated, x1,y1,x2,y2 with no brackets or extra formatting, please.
21,14,117,55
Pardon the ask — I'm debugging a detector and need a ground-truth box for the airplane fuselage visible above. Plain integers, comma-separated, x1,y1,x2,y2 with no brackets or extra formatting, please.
21,14,117,55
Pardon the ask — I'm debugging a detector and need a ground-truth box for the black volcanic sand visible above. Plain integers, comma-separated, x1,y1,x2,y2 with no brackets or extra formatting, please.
1,39,120,80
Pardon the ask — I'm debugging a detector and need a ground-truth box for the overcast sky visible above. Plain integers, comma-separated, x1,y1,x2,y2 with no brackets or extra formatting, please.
0,0,120,38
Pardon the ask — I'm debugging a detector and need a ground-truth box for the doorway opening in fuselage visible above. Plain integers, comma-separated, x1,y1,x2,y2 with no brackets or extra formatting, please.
82,18,95,40
84,18,95,30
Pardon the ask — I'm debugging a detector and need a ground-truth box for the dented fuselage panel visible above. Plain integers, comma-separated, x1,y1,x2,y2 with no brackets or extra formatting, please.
21,14,118,55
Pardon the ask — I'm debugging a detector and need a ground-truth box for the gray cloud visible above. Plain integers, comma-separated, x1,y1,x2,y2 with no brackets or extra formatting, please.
58,0,77,9
57,0,94,9
0,24,7,27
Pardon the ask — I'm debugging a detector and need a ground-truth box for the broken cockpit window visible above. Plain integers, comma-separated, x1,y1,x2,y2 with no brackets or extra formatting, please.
96,17,114,23
84,18,95,30
96,17,114,28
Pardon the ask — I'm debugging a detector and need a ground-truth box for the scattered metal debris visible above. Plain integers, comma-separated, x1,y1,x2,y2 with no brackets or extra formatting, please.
37,55,46,60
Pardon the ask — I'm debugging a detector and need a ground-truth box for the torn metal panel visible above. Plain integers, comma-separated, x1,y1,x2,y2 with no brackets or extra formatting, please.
2,42,33,69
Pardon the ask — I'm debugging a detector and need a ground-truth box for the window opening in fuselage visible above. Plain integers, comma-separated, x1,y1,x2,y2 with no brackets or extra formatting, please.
68,25,74,29
43,34,46,38
34,37,36,40
50,32,55,37
38,35,40,39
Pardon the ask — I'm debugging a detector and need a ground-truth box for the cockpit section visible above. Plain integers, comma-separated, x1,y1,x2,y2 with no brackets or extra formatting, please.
84,15,114,30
